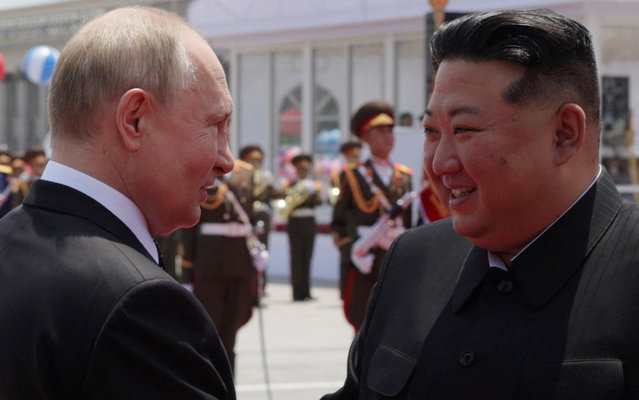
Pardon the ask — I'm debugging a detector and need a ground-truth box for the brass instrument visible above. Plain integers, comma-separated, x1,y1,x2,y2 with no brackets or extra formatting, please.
274,179,314,220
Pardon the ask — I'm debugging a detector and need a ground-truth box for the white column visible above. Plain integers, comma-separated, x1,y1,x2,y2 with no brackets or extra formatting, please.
266,51,275,171
13,79,27,152
384,34,396,106
301,42,314,153
343,45,353,141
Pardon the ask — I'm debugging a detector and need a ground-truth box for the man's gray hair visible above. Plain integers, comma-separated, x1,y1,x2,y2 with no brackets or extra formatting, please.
48,6,198,146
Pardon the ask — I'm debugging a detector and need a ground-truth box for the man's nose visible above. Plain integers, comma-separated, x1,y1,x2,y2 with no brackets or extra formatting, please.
217,144,235,175
430,134,461,177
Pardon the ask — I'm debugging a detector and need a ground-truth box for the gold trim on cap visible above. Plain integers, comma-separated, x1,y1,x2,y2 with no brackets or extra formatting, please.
244,150,264,160
360,113,394,135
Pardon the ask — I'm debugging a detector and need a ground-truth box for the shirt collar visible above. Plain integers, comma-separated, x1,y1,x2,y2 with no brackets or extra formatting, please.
371,155,391,167
41,160,158,263
487,165,602,268
452,165,619,311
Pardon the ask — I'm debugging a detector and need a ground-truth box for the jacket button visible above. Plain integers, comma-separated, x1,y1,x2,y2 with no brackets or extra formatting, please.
497,279,513,294
459,350,475,367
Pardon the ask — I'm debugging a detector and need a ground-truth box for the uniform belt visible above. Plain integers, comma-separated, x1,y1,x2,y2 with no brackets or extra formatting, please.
200,222,252,237
289,208,315,218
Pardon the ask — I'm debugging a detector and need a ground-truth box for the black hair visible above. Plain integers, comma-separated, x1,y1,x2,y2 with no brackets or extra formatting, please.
431,9,600,126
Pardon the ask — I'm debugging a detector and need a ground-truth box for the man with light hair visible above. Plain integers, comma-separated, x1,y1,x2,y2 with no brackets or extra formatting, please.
0,6,237,399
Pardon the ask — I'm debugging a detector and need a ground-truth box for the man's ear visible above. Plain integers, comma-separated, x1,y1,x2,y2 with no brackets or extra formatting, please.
554,103,586,165
116,89,150,152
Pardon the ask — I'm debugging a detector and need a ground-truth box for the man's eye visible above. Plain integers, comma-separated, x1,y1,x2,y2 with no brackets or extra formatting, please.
454,127,473,134
423,127,438,136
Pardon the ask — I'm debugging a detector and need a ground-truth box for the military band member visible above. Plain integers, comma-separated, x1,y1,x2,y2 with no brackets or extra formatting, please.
330,141,363,295
330,141,363,203
330,100,413,332
340,141,363,166
181,159,257,373
239,144,282,250
284,154,323,301
11,146,48,208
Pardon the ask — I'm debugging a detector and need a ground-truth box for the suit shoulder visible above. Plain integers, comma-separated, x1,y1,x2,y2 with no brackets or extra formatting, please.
400,218,459,244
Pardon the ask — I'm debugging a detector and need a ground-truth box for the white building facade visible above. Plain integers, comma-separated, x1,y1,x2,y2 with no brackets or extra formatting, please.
1,0,639,195
189,0,639,195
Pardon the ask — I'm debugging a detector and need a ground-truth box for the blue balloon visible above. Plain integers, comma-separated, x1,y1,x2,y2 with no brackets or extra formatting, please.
23,45,60,85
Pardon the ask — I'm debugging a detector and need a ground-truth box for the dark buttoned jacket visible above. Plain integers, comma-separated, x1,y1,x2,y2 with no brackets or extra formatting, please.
323,170,639,399
0,179,235,399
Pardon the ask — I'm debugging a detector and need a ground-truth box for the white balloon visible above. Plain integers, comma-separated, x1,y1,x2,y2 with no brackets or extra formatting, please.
23,45,60,85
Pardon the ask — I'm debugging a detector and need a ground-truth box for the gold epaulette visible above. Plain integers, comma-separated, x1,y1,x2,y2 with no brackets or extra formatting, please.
343,161,363,172
393,163,413,175
0,165,11,175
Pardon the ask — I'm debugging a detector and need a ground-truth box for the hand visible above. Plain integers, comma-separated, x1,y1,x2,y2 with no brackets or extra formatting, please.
351,250,374,274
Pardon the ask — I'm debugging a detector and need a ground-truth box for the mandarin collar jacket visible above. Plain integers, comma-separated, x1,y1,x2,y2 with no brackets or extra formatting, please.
323,169,639,399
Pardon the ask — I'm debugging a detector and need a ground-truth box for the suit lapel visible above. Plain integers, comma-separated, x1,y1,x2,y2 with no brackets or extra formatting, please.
23,179,153,262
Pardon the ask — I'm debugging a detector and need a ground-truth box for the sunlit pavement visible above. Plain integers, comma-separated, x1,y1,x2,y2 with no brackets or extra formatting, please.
234,278,354,400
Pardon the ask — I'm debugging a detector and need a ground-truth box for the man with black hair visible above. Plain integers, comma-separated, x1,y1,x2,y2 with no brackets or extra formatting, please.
324,9,639,398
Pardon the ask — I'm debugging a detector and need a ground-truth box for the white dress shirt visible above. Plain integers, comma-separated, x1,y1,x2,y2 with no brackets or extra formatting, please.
41,160,159,263
371,156,393,187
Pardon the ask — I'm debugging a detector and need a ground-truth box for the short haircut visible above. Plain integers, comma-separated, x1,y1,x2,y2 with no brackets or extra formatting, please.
430,9,600,128
48,6,198,145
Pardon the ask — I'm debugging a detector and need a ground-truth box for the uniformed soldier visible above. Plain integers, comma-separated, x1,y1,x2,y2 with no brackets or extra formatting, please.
181,159,257,373
330,100,413,332
340,140,363,166
284,153,323,301
238,144,282,250
11,146,48,208
329,141,363,206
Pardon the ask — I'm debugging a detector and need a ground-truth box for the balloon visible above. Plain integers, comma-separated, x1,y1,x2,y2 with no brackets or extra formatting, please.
0,53,5,83
23,45,60,85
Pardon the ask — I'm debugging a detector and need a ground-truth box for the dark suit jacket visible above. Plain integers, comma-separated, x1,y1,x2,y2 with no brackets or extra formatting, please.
0,180,235,399
323,170,639,399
